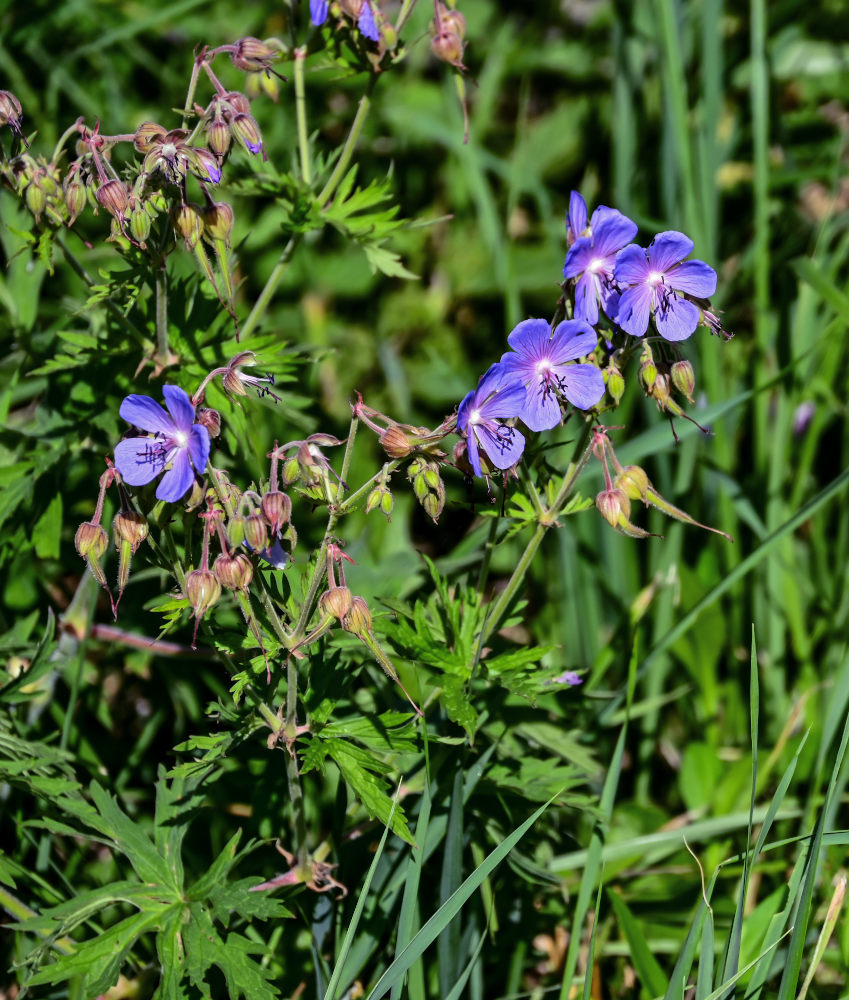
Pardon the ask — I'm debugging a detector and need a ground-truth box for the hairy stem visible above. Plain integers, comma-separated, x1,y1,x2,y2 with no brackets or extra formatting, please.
240,235,300,339
293,47,312,184
317,73,378,206
154,265,170,368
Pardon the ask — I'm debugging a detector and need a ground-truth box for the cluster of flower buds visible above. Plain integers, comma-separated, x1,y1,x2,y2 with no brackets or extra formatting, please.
7,154,65,225
202,90,264,159
365,465,395,521
430,1,467,69
408,457,446,523
0,90,24,141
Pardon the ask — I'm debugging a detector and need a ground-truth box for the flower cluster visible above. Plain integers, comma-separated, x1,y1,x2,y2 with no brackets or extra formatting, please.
310,0,380,42
455,191,729,479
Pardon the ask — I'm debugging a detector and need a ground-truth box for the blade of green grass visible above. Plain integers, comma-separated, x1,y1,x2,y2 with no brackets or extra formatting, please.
437,767,465,998
608,889,668,996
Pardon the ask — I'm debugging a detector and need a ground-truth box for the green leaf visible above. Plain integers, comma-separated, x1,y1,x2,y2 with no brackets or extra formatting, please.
327,740,413,844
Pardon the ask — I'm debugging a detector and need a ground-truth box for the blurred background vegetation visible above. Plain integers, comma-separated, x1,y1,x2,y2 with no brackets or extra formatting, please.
2,0,849,995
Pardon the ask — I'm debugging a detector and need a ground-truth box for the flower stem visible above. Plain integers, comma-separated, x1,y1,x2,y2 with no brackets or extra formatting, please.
181,58,202,129
336,459,401,515
317,72,377,206
51,119,83,163
240,235,300,339
154,264,170,368
293,47,312,185
395,0,421,34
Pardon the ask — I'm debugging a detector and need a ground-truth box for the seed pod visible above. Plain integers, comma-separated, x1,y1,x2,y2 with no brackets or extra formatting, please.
185,568,221,618
75,521,108,559
113,510,149,553
615,465,649,501
96,179,129,218
380,425,413,459
213,552,254,591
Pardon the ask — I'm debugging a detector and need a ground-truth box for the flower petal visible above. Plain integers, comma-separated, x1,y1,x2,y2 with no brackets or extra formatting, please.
667,259,717,298
573,272,599,325
162,385,195,433
505,318,551,359
478,424,525,470
591,209,638,258
655,294,699,342
358,2,379,40
480,382,528,421
616,284,652,337
567,190,587,242
188,424,210,473
520,383,561,432
613,244,650,287
119,394,174,435
457,387,477,433
563,237,595,279
560,363,605,410
550,320,598,362
114,437,167,485
155,448,194,503
310,0,328,24
647,231,693,273
600,282,621,321
465,428,482,477
258,537,289,570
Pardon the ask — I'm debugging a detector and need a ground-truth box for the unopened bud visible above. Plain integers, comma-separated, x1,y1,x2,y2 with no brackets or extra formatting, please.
128,205,151,245
440,7,466,39
0,90,22,129
75,521,108,559
244,511,269,551
422,491,445,523
342,595,372,636
671,359,695,403
596,488,630,527
173,203,204,248
649,372,671,407
431,31,465,67
134,121,166,154
615,465,649,501
193,407,220,438
112,510,149,553
226,514,246,548
187,146,222,184
24,182,46,218
318,586,353,621
380,425,413,458
185,568,221,617
225,91,252,115
206,118,231,157
261,490,292,534
231,36,279,72
203,202,234,243
95,179,129,218
606,365,625,405
213,551,254,591
639,358,657,391
231,113,263,155
280,455,300,487
63,175,87,225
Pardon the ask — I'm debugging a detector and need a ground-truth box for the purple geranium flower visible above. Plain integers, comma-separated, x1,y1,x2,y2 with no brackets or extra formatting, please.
563,198,638,325
358,2,379,41
498,319,604,432
114,385,210,503
310,0,328,24
614,231,717,342
457,365,526,478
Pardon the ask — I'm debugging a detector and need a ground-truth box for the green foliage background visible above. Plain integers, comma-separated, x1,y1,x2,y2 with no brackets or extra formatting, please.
2,0,849,996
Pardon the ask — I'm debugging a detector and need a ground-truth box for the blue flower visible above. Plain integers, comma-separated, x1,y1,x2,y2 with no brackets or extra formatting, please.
310,0,328,24
457,365,526,477
114,386,210,502
614,231,717,341
563,193,638,325
358,2,379,41
498,319,604,431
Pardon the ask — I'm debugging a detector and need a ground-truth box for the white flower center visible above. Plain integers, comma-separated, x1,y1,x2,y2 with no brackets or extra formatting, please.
162,142,178,158
469,408,482,425
647,270,663,286
174,431,188,448
588,257,605,274
536,359,553,376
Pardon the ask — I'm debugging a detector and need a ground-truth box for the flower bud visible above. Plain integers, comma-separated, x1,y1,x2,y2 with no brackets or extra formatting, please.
128,204,151,246
380,425,413,459
173,203,204,248
225,91,252,115
342,596,372,636
213,551,253,591
95,179,129,218
226,514,246,548
206,118,231,157
63,174,87,225
185,568,221,618
203,202,234,243
195,407,221,438
113,510,149,553
231,113,263,155
231,37,279,72
186,146,222,184
431,31,465,67
639,358,657,391
280,455,300,487
75,521,108,559
440,7,466,39
259,71,280,103
134,121,166,153
649,372,671,408
260,490,292,534
0,90,23,129
606,365,625,405
615,465,649,501
244,511,269,551
671,359,695,403
422,491,444,523
596,488,630,527
24,181,46,219
318,586,354,621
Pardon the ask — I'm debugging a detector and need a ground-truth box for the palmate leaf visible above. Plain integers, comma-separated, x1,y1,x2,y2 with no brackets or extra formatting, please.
184,905,280,1000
